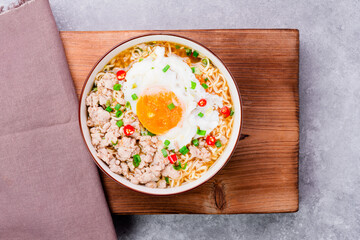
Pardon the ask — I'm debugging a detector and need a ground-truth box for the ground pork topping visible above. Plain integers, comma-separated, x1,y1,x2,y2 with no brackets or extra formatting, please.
189,145,211,162
86,70,230,189
116,137,140,161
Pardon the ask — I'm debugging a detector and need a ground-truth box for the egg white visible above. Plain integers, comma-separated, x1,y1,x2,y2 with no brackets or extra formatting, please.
122,46,223,150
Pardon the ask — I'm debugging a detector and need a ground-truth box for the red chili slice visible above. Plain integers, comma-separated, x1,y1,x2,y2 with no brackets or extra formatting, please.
206,136,216,146
220,106,231,117
168,154,177,164
123,125,135,136
198,99,207,107
116,70,126,81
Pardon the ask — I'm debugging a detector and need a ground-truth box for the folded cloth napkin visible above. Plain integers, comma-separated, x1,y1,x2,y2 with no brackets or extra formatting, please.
0,0,117,239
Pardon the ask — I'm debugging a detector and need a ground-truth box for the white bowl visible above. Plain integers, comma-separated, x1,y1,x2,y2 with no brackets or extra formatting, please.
79,34,242,195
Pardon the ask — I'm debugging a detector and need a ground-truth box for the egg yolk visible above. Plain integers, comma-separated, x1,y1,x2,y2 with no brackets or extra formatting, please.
136,89,183,135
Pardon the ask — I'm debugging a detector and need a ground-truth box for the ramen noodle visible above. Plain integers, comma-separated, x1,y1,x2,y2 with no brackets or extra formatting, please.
85,41,234,188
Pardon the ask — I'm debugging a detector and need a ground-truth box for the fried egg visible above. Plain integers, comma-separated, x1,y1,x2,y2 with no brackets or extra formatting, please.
122,47,223,150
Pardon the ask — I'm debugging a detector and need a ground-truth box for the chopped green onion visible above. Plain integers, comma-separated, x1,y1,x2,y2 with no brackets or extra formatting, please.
202,58,208,66
116,110,123,118
136,47,143,52
147,131,156,136
162,64,170,72
126,101,131,108
132,83,137,89
182,163,187,170
167,103,175,110
131,94,138,100
111,140,118,146
197,129,206,136
105,106,112,112
205,77,209,82
186,49,192,56
198,112,204,118
165,176,170,184
191,67,196,73
215,140,222,148
116,120,123,128
92,87,97,92
139,58,143,62
179,146,189,155
133,154,141,168
173,163,182,171
113,84,121,91
161,149,168,157
114,104,121,110
151,67,154,69
173,162,187,171
230,109,234,116
202,83,209,89
175,45,180,49
106,100,111,107
191,81,196,89
164,140,170,146
192,51,199,58
192,139,199,146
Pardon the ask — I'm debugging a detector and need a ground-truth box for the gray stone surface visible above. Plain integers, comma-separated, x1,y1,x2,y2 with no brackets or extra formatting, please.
2,0,359,239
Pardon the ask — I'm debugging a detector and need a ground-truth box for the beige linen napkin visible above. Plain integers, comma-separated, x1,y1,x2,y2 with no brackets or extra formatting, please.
0,0,117,239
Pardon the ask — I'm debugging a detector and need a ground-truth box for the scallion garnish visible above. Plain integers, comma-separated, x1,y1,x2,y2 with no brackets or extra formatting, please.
163,64,170,72
173,161,187,171
164,140,170,146
179,146,189,155
167,103,175,110
92,87,97,92
126,101,131,108
113,84,121,91
186,49,192,56
106,100,111,107
205,78,209,82
116,120,123,128
198,112,204,118
147,131,156,136
191,67,196,73
173,163,182,171
215,140,222,148
192,51,199,58
111,140,118,146
192,139,199,146
105,106,112,112
202,83,209,89
202,58,208,66
161,149,168,158
133,154,141,168
175,45,180,49
115,104,121,110
230,109,234,116
197,129,206,136
191,81,196,89
165,176,170,184
131,94,138,100
116,110,123,118
139,58,143,62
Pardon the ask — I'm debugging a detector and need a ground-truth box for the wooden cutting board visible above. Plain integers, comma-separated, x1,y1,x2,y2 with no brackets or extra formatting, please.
60,29,299,214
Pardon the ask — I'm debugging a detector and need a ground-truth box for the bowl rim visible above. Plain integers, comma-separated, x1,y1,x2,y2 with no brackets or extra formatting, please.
78,33,243,195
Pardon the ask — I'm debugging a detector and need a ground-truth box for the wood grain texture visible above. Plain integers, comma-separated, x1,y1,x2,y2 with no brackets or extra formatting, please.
60,29,299,214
